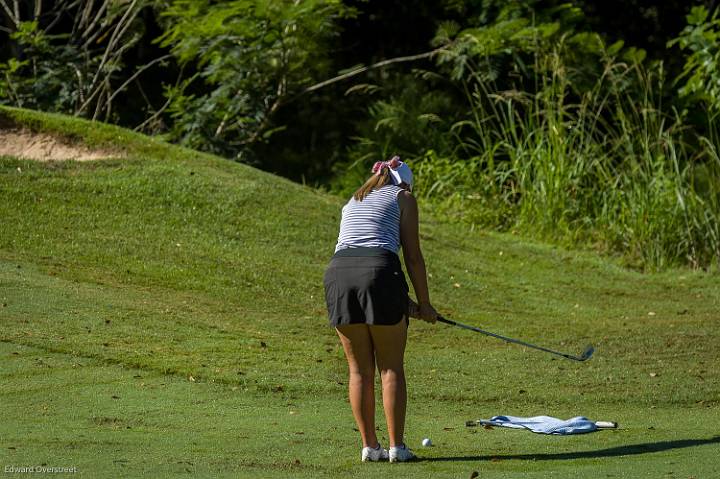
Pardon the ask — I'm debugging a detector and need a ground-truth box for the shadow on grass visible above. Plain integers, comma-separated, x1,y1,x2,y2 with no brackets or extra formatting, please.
421,436,720,462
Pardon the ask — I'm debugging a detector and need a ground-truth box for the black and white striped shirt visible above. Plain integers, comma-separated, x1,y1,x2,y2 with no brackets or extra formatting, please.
335,184,404,254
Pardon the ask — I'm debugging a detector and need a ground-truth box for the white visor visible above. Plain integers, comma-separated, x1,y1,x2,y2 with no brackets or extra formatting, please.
389,161,413,190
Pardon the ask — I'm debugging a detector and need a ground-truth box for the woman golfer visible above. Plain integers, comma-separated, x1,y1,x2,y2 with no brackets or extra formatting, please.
323,156,438,462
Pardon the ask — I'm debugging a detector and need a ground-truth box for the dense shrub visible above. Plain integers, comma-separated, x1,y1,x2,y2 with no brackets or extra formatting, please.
335,7,719,270
0,1,156,123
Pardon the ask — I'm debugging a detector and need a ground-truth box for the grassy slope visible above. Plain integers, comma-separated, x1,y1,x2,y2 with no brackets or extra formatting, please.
1,106,719,478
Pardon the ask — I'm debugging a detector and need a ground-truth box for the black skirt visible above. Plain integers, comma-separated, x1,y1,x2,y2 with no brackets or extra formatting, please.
323,247,410,327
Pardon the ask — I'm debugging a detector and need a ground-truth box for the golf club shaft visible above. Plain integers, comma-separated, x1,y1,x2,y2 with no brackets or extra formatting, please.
436,315,589,361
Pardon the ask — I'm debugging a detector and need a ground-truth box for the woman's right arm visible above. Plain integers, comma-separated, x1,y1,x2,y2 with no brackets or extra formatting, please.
398,190,437,323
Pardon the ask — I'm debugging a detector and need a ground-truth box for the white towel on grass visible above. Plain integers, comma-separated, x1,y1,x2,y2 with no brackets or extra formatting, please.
480,415,598,435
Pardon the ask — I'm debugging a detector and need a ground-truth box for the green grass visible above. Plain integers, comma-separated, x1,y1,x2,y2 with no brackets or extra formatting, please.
1,105,719,477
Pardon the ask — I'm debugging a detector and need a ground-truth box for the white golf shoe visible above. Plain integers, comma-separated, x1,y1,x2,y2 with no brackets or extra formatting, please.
361,443,389,462
389,443,416,462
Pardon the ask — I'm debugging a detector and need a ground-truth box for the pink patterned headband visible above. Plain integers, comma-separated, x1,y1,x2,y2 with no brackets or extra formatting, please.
371,156,401,176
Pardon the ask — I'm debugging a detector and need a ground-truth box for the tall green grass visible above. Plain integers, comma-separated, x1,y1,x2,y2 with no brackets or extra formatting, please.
413,46,720,271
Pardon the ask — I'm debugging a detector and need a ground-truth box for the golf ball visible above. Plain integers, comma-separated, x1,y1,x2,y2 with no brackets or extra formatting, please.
422,438,432,447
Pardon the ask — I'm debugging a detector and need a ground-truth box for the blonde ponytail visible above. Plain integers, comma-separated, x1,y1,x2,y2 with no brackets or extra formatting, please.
353,166,391,201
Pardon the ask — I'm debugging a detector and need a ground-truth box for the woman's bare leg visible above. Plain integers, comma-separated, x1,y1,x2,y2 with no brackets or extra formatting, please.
369,319,408,447
336,324,378,448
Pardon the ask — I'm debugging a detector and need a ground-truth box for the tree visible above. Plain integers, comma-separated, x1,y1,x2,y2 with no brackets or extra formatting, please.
158,0,348,159
0,0,167,122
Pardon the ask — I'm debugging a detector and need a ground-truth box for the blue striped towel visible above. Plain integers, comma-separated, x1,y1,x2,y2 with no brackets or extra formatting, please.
480,416,598,435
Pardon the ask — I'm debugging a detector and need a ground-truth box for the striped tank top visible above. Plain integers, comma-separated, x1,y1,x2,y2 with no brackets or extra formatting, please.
335,184,404,254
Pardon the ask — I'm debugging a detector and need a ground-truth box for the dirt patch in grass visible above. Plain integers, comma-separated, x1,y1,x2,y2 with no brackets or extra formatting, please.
0,128,121,161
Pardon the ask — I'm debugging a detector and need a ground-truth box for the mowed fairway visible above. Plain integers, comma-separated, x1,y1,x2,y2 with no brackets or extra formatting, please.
1,107,719,478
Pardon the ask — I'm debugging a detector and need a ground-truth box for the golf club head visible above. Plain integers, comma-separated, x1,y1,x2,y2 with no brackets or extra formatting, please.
579,345,595,361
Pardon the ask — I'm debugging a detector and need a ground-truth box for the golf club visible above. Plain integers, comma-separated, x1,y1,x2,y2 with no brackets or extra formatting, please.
437,315,594,362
